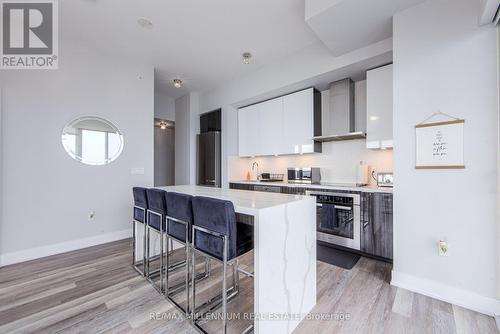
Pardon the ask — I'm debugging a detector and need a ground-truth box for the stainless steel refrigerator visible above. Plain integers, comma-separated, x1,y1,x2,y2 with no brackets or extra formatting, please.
197,131,221,187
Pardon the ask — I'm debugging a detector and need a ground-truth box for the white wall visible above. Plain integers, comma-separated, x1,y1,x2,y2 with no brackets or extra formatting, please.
154,90,175,121
174,92,199,185
497,24,500,301
0,41,154,264
199,39,393,112
175,95,190,185
229,141,392,185
392,0,499,315
0,91,3,257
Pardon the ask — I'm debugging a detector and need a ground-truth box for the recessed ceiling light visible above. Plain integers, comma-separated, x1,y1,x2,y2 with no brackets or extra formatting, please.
137,17,153,30
242,52,252,64
172,78,183,88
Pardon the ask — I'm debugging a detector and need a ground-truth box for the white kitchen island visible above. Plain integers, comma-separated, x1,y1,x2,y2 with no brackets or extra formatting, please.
147,185,317,334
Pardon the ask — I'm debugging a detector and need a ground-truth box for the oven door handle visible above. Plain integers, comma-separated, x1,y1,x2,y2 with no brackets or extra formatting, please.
316,203,352,211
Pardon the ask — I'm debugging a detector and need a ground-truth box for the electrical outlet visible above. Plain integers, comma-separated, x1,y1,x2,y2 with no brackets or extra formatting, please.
439,240,450,256
88,211,95,221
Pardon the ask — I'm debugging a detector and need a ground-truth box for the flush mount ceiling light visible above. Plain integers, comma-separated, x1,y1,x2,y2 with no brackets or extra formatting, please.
137,17,154,30
242,52,252,64
172,78,183,88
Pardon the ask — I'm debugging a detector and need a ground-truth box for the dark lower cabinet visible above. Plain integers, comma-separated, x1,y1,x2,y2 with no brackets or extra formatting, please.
229,183,307,195
361,193,393,260
280,186,306,195
229,183,254,191
253,185,281,193
230,182,393,260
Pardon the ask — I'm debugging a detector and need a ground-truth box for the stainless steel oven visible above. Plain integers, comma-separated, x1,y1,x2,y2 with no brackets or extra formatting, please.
306,191,361,250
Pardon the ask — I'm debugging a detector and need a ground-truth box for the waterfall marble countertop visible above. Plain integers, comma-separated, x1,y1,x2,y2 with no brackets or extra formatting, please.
156,184,310,215
154,185,316,334
229,180,393,194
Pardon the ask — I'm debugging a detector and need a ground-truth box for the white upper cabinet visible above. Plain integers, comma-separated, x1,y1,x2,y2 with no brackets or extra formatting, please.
282,88,315,154
238,88,320,157
238,103,261,157
366,64,393,149
259,97,284,156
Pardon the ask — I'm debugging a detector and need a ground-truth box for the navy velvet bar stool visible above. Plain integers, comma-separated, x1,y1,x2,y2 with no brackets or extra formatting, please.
164,192,193,314
132,187,148,276
191,196,254,334
145,188,168,293
164,192,211,316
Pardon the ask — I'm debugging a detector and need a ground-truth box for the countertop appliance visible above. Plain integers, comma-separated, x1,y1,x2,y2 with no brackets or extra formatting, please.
356,162,370,186
287,167,321,184
306,190,361,250
377,172,393,188
260,173,284,182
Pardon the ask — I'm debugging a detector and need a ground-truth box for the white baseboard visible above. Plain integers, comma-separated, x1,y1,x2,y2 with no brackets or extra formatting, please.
391,270,500,316
0,229,132,267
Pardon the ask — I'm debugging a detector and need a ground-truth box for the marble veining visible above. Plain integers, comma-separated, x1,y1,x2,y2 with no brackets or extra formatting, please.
156,185,307,215
282,204,292,334
299,234,315,318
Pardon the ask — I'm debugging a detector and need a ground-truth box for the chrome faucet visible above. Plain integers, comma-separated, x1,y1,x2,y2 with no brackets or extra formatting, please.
252,162,261,181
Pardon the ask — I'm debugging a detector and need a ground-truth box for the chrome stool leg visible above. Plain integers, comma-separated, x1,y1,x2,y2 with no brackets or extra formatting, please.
222,236,228,334
145,210,166,293
191,228,238,334
164,217,191,316
160,221,164,293
190,228,255,334
132,206,147,276
146,222,151,277
164,216,211,316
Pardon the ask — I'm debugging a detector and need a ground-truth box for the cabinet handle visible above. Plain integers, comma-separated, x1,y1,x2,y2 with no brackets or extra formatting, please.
315,203,352,211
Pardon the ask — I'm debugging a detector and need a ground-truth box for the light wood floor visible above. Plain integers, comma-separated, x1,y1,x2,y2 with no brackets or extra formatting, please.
0,239,496,334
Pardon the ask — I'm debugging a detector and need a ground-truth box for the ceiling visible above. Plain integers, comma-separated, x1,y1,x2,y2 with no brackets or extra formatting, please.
60,0,321,98
60,0,430,99
305,0,425,56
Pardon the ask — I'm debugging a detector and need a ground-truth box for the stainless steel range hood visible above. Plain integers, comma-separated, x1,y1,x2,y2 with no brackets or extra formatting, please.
313,78,366,142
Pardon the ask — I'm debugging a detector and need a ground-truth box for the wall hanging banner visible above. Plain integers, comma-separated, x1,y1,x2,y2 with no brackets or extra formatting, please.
415,112,465,169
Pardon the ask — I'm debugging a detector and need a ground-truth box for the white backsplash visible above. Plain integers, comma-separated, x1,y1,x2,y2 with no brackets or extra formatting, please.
228,139,393,185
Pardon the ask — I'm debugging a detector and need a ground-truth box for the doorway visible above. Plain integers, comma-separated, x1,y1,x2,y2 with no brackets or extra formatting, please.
154,118,175,186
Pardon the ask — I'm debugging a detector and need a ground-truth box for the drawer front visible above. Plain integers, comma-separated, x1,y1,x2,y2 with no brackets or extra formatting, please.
253,185,281,193
229,183,254,191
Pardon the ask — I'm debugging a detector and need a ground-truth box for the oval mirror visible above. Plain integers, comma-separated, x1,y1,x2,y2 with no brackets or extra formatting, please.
61,116,124,166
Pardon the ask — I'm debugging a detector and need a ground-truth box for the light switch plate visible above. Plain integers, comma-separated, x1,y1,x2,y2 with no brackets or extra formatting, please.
131,167,145,175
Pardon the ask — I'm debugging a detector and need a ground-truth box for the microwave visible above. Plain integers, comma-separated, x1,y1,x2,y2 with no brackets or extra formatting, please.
377,172,393,187
287,167,321,184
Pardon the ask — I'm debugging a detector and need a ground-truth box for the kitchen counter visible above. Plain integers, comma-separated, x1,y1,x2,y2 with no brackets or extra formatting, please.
230,180,393,193
151,185,317,333
156,184,308,215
